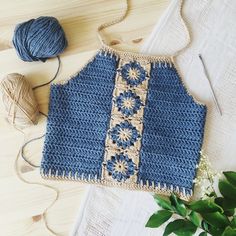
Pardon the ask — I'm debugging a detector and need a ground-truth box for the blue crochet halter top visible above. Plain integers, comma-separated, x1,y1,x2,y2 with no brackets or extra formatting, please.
40,1,207,200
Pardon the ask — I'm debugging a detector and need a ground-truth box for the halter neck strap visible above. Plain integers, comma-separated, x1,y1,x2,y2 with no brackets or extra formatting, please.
97,0,191,58
175,0,191,57
97,1,128,47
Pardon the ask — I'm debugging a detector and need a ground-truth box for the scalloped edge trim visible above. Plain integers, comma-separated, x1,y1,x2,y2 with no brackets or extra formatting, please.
40,168,192,201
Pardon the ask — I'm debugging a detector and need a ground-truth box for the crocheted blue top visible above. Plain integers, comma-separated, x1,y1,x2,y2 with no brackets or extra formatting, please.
40,46,207,200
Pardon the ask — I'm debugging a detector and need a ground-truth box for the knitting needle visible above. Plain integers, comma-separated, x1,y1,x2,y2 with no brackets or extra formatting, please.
198,54,222,116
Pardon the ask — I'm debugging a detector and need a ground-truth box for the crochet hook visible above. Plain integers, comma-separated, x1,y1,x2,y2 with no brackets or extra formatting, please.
199,54,222,116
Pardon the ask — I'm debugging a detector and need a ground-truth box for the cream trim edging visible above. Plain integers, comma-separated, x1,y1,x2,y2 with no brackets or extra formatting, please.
40,169,192,201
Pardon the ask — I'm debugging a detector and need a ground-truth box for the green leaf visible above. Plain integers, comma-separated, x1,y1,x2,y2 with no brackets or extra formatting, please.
215,197,236,210
219,180,236,200
145,210,172,228
201,212,230,229
224,209,235,217
199,232,207,236
230,216,236,228
222,226,236,236
188,199,223,213
208,226,225,236
214,197,235,216
223,171,236,187
163,219,197,236
224,199,236,209
154,195,173,211
170,194,188,216
188,211,202,227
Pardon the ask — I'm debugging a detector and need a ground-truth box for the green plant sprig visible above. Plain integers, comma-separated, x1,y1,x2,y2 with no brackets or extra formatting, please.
145,171,236,236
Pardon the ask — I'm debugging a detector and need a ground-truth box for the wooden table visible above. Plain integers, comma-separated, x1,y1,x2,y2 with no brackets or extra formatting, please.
0,1,170,235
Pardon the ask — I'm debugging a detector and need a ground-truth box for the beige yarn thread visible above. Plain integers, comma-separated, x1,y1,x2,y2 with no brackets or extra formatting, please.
0,73,39,129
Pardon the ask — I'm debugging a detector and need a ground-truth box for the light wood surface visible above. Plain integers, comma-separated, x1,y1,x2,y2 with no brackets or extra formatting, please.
0,1,170,235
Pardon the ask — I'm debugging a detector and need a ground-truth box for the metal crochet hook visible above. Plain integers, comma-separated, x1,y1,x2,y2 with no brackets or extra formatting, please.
199,54,222,116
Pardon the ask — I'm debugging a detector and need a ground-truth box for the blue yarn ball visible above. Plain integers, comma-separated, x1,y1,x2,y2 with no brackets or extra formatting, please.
12,16,68,62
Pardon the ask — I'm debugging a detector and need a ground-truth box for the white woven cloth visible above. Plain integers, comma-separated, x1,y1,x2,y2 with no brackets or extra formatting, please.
71,0,236,235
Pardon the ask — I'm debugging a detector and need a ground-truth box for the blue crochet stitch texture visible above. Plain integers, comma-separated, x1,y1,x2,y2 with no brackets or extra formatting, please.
41,49,207,197
41,52,117,179
138,63,207,195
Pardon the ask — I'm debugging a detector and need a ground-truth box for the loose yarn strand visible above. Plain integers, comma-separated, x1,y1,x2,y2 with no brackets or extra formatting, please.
14,137,60,236
14,113,62,236
21,134,45,168
33,56,61,90
19,54,61,167
16,62,62,235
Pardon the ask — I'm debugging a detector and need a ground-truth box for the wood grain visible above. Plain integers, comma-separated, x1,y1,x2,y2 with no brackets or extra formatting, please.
0,0,170,235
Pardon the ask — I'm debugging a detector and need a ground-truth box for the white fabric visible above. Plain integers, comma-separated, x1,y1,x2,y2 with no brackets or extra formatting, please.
71,0,236,235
